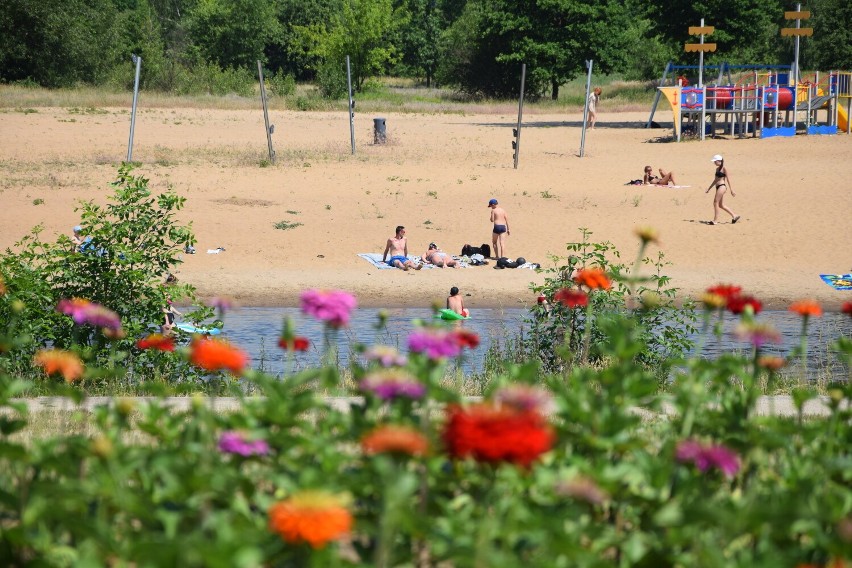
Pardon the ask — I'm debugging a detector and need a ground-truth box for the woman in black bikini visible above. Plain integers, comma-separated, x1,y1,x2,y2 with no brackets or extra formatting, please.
643,166,676,186
706,155,740,225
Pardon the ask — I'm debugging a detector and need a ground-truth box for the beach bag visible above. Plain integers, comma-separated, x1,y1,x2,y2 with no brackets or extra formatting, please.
461,244,491,258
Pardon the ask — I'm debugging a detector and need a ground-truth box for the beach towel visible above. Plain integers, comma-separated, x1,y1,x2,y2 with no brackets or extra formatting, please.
819,274,852,291
358,253,467,269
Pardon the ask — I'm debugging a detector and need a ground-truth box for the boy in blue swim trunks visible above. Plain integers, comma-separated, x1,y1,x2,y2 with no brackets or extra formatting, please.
488,198,510,259
382,226,422,271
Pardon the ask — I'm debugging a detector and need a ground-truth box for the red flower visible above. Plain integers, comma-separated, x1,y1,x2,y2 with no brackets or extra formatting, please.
452,328,480,349
442,403,554,468
706,284,742,300
137,333,175,352
189,337,248,375
554,288,588,308
844,302,852,317
278,336,310,352
573,268,611,291
727,295,762,315
789,299,822,318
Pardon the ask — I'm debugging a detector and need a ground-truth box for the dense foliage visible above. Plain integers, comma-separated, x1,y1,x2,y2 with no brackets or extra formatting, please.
1,276,850,565
1,0,850,97
526,228,696,376
0,165,209,384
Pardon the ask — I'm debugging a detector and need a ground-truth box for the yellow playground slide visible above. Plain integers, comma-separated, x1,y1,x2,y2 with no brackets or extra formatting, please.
839,105,849,132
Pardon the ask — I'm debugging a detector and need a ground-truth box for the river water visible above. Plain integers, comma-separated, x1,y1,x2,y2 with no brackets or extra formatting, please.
209,307,850,380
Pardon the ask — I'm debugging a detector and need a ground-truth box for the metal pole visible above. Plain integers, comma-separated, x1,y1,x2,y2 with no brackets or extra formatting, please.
792,3,801,134
646,61,671,128
698,18,705,88
513,64,526,169
127,54,142,162
257,61,276,164
580,60,593,157
346,56,355,155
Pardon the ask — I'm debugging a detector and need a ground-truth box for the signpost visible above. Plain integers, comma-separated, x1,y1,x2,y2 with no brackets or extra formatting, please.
685,19,715,88
782,4,813,133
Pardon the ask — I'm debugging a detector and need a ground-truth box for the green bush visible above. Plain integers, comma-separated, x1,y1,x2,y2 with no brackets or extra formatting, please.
267,70,296,97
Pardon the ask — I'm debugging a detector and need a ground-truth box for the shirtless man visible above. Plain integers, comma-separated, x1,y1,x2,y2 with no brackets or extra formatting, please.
447,286,468,317
422,242,458,268
488,198,510,259
382,225,421,271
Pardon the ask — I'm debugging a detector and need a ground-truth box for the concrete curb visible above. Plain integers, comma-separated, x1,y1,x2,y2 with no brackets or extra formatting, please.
12,395,846,418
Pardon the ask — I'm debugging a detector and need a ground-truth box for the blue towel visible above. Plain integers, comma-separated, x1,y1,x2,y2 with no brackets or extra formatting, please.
819,274,852,291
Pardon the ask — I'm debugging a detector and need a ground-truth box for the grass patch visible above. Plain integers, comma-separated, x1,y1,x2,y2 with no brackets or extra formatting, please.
273,220,303,230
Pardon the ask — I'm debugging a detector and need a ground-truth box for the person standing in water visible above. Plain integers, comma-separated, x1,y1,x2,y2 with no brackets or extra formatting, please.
706,154,740,225
488,198,510,259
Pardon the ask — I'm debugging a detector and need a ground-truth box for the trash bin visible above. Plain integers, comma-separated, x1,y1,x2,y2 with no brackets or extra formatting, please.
373,117,386,144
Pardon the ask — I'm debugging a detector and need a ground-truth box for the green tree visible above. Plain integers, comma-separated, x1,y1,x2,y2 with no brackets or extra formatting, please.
438,0,632,99
267,0,342,81
0,0,121,86
297,0,399,94
0,165,203,366
187,0,281,69
397,0,444,86
807,0,852,70
643,0,785,67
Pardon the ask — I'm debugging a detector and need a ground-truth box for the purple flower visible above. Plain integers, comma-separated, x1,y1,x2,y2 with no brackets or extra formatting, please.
676,439,740,478
364,346,408,367
218,431,271,457
408,329,461,360
300,289,357,328
57,298,122,332
360,370,425,401
209,296,234,315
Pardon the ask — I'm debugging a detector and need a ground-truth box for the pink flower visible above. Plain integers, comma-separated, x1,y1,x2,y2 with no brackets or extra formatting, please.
408,328,461,359
364,345,408,367
676,439,740,478
218,431,270,456
360,370,425,400
300,289,357,328
734,322,781,348
57,298,122,332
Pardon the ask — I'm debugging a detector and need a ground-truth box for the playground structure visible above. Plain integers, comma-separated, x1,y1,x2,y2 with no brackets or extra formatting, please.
647,62,852,141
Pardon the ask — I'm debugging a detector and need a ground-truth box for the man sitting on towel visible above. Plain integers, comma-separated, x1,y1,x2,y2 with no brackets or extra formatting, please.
382,226,421,271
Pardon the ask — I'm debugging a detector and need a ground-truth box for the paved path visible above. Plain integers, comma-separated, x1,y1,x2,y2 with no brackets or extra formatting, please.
12,395,846,418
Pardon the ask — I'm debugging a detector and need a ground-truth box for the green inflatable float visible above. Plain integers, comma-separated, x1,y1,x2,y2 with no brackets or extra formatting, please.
436,308,470,321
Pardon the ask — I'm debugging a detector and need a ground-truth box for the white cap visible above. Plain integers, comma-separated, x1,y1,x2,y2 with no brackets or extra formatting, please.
711,154,723,162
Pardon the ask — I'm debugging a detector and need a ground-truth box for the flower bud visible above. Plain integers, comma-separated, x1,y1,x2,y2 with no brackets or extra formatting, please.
90,435,114,459
639,291,662,310
116,398,135,416
11,300,25,314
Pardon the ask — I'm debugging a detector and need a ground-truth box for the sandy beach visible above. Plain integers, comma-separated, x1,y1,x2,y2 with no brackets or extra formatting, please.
1,102,850,310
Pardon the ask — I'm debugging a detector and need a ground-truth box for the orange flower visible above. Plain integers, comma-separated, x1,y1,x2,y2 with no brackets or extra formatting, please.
137,333,175,352
573,268,611,291
789,299,823,318
0,274,6,296
189,337,248,375
33,349,84,382
757,355,786,372
361,425,429,457
268,491,353,548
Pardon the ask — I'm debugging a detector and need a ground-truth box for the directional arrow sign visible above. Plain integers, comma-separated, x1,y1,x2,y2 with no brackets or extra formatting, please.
685,43,717,52
781,28,813,36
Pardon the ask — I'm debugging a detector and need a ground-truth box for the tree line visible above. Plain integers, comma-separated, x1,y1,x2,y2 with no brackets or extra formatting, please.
1,0,850,99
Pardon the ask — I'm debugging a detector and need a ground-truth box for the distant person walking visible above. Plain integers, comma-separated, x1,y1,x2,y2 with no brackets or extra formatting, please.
382,225,421,270
706,154,740,225
587,87,602,129
488,198,510,259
